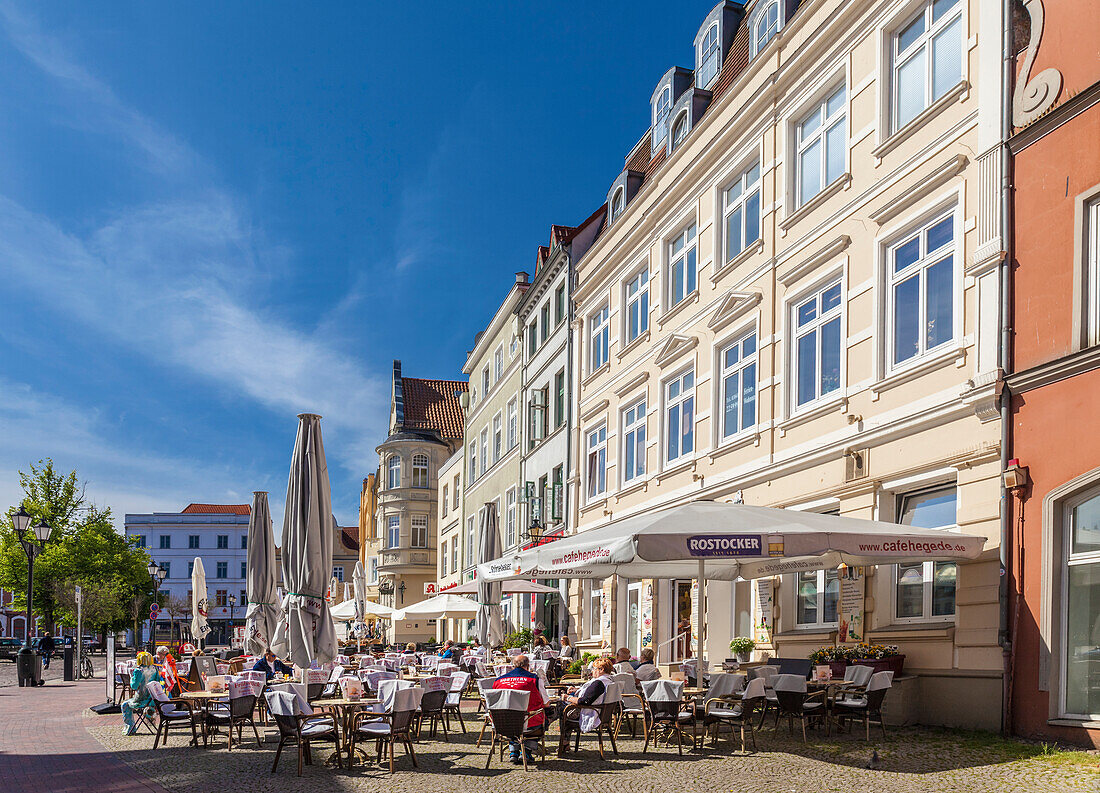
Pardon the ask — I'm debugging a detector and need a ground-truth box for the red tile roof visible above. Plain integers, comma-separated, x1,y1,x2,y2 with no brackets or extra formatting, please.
182,503,251,515
624,135,652,174
401,377,467,440
338,526,360,553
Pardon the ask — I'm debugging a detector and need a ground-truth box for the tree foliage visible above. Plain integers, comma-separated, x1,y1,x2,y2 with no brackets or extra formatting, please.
0,459,156,633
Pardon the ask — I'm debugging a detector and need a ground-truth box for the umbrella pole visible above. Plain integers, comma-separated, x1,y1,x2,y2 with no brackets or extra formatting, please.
697,558,705,685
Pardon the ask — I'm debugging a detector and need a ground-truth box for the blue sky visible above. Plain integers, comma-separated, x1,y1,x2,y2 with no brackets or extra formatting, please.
0,1,714,525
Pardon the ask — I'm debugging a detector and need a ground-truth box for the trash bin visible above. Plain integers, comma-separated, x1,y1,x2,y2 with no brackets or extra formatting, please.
16,647,43,687
63,647,75,681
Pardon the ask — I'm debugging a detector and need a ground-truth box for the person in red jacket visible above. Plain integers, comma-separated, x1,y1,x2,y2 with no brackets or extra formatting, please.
492,654,549,764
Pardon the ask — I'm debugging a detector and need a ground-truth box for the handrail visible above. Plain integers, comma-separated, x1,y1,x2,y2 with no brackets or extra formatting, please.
655,630,692,665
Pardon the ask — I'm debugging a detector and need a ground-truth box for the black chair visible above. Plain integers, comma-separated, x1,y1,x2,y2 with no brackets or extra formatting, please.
558,682,621,760
265,691,341,777
443,671,470,733
417,688,448,740
640,679,697,755
772,674,826,742
611,672,650,741
350,687,423,773
832,671,893,740
484,689,545,771
776,658,813,679
204,685,262,750
705,677,765,753
147,682,199,749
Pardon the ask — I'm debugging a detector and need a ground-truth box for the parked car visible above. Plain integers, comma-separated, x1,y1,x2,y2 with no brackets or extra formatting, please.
0,638,23,661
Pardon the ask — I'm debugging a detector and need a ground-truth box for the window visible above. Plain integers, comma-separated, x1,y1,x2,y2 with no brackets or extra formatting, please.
451,538,458,575
453,475,460,508
240,561,246,578
479,428,488,473
622,397,647,484
333,566,344,582
215,590,227,607
670,113,689,151
554,370,566,429
585,579,604,638
555,283,567,326
494,345,504,382
482,366,490,397
465,516,476,568
188,561,194,576
241,589,247,603
892,0,963,131
889,212,955,367
411,515,428,548
528,321,538,356
895,486,958,620
665,370,695,463
668,224,698,307
134,535,146,548
387,455,401,489
217,535,228,549
159,535,171,549
590,305,609,371
411,453,429,488
724,163,761,263
625,269,650,344
697,23,720,88
468,445,477,482
610,188,625,223
493,413,502,463
1065,488,1100,717
505,487,517,548
241,535,247,549
162,561,171,579
387,515,400,549
1087,197,1100,345
216,562,228,579
752,0,780,56
442,485,449,517
541,303,551,343
796,86,846,207
368,557,378,584
188,535,200,549
652,85,671,151
720,332,757,439
793,281,843,408
586,425,607,500
552,465,564,521
441,540,448,576
796,569,840,627
507,398,518,449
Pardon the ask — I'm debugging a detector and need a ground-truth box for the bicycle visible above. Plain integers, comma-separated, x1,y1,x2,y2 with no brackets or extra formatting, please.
78,653,94,679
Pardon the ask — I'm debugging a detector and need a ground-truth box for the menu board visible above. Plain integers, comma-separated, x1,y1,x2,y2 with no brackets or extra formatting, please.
754,579,773,645
187,656,220,690
838,568,865,643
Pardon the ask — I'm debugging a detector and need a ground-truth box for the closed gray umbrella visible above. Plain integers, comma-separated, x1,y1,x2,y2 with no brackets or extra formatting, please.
475,501,505,648
352,561,367,622
270,413,338,667
245,491,279,655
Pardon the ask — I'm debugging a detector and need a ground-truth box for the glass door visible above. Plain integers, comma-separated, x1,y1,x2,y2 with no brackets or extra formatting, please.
627,582,643,657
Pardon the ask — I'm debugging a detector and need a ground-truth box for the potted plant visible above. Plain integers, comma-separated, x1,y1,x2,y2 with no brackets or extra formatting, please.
808,645,852,678
729,636,756,663
502,627,534,650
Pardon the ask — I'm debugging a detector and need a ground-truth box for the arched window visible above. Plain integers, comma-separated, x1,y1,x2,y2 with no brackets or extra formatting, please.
651,85,672,149
386,455,401,489
697,23,720,88
610,188,625,223
753,1,780,57
411,454,429,488
671,113,689,151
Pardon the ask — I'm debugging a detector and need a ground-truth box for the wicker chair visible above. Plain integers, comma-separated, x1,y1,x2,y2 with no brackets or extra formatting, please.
147,681,199,749
611,672,650,740
640,679,697,754
705,676,764,753
417,688,448,740
265,691,341,777
772,674,826,742
483,689,546,772
204,680,262,750
831,671,893,740
349,687,424,774
558,681,622,759
443,671,470,733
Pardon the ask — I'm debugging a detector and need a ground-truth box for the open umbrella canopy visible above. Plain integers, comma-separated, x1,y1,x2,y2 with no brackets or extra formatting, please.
477,499,987,582
447,579,558,595
394,593,480,620
191,557,211,644
331,598,397,621
245,491,279,655
270,413,338,667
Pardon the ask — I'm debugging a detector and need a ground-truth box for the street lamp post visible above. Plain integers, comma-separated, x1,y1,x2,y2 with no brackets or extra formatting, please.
146,561,166,650
13,506,53,687
227,594,237,648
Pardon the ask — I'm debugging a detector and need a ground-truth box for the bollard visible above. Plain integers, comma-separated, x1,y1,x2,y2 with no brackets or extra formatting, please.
63,646,75,681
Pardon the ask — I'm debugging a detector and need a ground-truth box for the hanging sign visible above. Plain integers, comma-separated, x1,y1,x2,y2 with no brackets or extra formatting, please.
754,578,773,645
838,567,865,643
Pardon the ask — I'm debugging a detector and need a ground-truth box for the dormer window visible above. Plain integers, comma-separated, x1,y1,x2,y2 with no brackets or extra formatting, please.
751,0,781,58
697,23,720,88
652,86,672,151
610,188,625,224
670,113,690,152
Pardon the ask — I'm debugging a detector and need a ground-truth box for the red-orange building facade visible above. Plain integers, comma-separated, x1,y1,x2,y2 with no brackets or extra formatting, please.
1006,0,1100,747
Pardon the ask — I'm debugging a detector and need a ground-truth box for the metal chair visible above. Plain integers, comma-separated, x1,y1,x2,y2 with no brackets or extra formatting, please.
484,689,544,772
443,671,470,733
611,672,650,740
772,674,826,742
146,681,198,748
204,679,262,750
265,690,341,777
705,676,764,753
832,671,893,740
349,686,424,773
559,680,622,759
640,679,696,754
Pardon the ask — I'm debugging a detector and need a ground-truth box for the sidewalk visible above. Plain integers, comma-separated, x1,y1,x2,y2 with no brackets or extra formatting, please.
0,678,168,793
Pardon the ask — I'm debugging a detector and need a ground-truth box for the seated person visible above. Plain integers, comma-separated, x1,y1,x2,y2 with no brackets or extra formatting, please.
438,639,456,660
492,654,549,765
252,649,294,681
154,645,180,695
557,635,574,659
634,647,661,681
614,647,637,668
560,657,616,743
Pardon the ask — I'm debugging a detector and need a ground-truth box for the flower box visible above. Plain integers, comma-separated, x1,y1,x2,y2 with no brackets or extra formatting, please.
851,655,905,676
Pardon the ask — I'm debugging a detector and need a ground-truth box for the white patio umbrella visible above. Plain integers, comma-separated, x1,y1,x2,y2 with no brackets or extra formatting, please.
394,593,480,620
448,579,558,595
328,575,340,604
475,502,505,648
477,499,987,674
331,598,397,621
343,582,353,603
352,561,368,621
270,413,338,667
191,557,211,646
245,491,279,655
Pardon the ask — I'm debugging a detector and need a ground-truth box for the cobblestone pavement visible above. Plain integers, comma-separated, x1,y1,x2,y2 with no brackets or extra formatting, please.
84,702,1099,793
0,650,111,688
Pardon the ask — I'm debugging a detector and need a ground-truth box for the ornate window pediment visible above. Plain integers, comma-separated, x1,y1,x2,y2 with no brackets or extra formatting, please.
708,290,763,332
654,333,699,368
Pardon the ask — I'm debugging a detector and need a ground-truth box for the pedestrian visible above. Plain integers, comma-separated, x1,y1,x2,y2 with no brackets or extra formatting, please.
36,633,55,670
121,652,162,736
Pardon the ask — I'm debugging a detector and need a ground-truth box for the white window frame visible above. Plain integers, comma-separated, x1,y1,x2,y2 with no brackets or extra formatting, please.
465,515,476,568
886,208,958,371
494,345,504,382
610,187,625,224
479,428,489,474
621,396,647,485
652,85,672,151
795,84,847,208
507,398,518,449
482,366,490,397
442,485,449,517
585,579,604,639
386,455,401,489
625,267,650,344
586,424,607,500
493,412,503,464
411,453,429,489
1061,484,1100,719
1083,195,1100,346
368,557,378,584
723,161,762,265
750,0,781,58
411,514,428,548
892,485,959,623
505,487,517,549
555,282,567,327
667,223,698,308
795,568,840,628
440,539,448,576
387,515,400,549
451,539,458,576
670,111,689,152
791,279,844,411
664,369,695,464
590,304,610,371
719,329,758,441
468,445,477,482
890,0,964,132
697,22,720,89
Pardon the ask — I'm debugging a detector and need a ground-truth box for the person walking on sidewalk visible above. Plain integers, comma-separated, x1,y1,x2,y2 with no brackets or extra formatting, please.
36,634,55,670
120,652,162,736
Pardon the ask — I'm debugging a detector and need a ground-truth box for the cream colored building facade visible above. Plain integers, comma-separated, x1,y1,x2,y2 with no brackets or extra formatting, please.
569,0,1006,729
436,448,466,642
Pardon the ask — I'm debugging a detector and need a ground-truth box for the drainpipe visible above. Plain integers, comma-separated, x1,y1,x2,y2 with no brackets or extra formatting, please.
998,0,1016,737
563,244,577,640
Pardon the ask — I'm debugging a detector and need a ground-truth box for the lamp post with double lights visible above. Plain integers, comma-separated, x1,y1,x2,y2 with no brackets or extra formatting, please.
227,594,237,647
146,561,166,650
13,506,53,686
